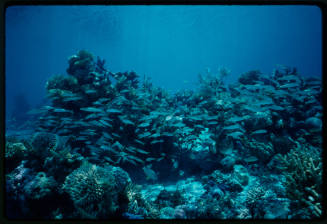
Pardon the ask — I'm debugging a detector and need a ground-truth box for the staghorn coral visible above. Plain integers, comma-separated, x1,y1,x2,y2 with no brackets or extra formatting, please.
277,142,322,218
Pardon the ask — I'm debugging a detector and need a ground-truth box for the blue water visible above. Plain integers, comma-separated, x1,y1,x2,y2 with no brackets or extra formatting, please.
5,5,322,116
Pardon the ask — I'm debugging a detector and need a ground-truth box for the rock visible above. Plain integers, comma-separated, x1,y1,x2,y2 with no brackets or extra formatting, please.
220,155,236,170
160,207,175,219
305,117,322,131
233,165,249,186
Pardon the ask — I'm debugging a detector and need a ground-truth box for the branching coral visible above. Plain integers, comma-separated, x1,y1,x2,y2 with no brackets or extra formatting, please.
277,142,322,218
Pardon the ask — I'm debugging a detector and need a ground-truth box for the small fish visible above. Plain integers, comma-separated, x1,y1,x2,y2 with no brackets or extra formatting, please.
112,141,124,150
150,133,161,138
80,107,103,113
107,108,122,114
280,83,299,89
98,119,112,127
103,132,112,140
85,89,97,94
76,136,88,141
85,114,98,120
161,132,174,137
134,139,145,145
251,129,267,135
227,116,244,123
100,145,112,151
135,148,149,154
277,75,300,82
119,116,135,125
129,155,144,164
63,96,83,102
90,120,105,127
146,157,156,162
112,133,120,138
172,159,179,169
224,124,242,131
139,122,150,128
104,156,114,163
227,131,243,139
138,132,152,138
53,108,73,113
268,105,284,111
150,139,164,145
244,156,258,163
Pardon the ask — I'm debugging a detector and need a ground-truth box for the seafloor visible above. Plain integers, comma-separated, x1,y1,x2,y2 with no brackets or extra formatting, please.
5,50,322,219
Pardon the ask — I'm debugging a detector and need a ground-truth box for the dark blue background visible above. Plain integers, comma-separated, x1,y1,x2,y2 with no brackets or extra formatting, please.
5,5,322,115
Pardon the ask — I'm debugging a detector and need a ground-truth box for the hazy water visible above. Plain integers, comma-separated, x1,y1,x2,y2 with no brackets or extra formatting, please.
5,5,322,116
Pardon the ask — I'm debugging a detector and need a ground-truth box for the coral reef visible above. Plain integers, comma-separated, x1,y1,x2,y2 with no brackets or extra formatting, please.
5,51,322,219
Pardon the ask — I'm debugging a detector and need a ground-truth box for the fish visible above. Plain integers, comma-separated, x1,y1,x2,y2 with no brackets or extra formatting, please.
53,108,73,113
251,129,267,135
112,133,120,138
63,96,83,102
277,75,300,82
103,132,112,140
244,156,258,163
85,89,97,94
139,122,150,128
100,145,112,151
76,136,88,141
98,119,112,127
280,83,299,89
268,105,284,111
150,133,161,138
112,141,124,150
172,159,179,169
224,124,242,131
135,148,149,154
138,132,152,138
122,119,135,126
227,116,244,123
128,155,144,164
150,139,164,145
134,139,145,145
104,156,114,163
80,107,103,113
161,132,174,137
85,114,99,120
227,131,243,139
107,108,122,114
146,157,157,162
